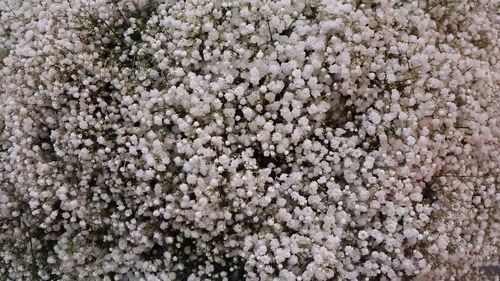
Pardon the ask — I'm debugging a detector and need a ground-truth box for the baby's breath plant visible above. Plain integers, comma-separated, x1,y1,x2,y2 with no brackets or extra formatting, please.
0,0,498,280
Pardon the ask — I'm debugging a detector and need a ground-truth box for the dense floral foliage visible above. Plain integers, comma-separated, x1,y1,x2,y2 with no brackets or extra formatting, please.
0,0,498,280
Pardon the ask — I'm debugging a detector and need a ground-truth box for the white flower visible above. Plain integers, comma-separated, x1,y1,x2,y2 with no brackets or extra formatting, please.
369,111,382,125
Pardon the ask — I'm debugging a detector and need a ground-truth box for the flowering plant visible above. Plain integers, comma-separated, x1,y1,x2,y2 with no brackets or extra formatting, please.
0,0,498,280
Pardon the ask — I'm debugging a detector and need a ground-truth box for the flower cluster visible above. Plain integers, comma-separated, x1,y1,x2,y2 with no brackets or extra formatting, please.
0,0,498,280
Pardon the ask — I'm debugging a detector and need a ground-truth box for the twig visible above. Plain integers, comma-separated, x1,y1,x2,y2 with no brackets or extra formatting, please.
19,217,40,280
